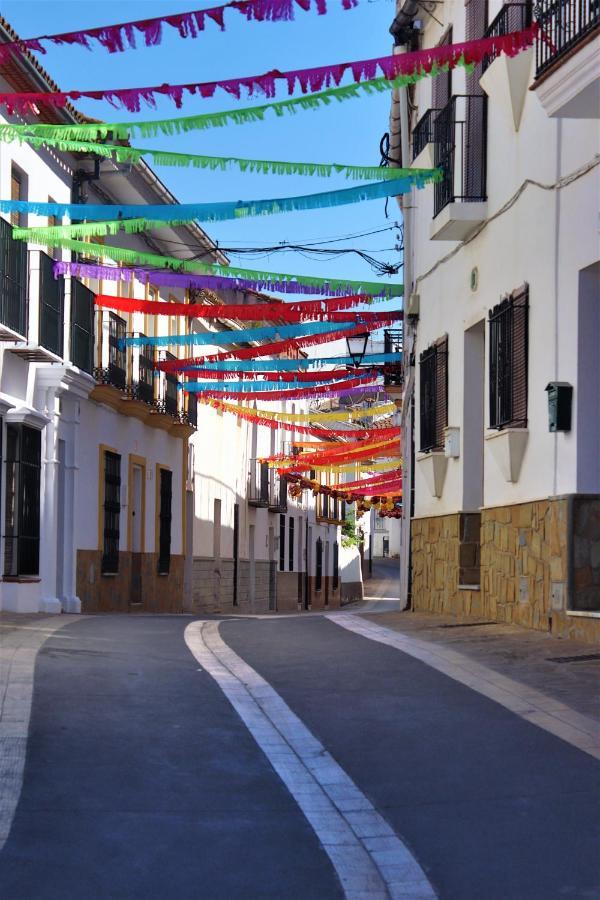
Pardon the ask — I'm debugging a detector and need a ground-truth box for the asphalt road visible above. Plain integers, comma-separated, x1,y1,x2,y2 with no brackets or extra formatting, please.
0,612,598,899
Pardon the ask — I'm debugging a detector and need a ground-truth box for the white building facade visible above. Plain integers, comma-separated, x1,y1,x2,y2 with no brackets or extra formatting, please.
390,0,599,639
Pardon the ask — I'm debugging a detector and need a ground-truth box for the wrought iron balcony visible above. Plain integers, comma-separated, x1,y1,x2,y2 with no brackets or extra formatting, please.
433,94,488,219
535,0,599,78
70,279,95,374
38,250,64,357
412,108,439,161
0,217,27,338
248,459,270,507
482,3,533,72
268,474,288,512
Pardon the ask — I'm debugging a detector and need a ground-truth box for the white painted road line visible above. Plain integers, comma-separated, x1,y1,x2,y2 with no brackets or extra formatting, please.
0,616,78,852
328,614,600,762
185,620,436,900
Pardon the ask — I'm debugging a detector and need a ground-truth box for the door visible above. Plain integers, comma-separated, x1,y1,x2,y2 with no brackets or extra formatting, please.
305,525,312,610
297,516,304,606
233,503,239,607
130,463,143,605
249,524,256,608
268,525,276,611
324,541,330,607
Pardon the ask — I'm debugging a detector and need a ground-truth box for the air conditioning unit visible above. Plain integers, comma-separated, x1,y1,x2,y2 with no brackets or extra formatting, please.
407,292,420,319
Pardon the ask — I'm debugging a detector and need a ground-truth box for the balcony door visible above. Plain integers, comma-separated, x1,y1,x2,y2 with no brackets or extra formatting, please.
129,461,145,606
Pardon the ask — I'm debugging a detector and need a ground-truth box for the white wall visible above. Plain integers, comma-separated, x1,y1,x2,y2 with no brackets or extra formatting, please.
409,0,599,518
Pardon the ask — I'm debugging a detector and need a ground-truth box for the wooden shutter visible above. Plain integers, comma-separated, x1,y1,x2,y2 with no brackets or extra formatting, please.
434,336,448,449
510,285,528,427
432,28,453,111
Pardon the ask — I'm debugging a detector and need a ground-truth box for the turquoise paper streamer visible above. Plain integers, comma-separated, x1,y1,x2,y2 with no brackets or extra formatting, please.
186,353,401,370
124,321,354,348
5,177,425,226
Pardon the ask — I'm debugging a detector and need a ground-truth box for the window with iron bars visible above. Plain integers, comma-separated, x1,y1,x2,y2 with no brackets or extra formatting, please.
102,451,121,574
489,286,529,430
419,337,448,452
158,468,172,574
4,425,41,577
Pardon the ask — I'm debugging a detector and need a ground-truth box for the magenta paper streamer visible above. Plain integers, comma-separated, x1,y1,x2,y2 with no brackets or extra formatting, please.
0,26,538,113
0,0,357,66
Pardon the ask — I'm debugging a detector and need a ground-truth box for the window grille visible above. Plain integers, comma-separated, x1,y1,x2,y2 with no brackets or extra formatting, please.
489,286,529,429
419,337,448,452
70,279,94,373
158,468,172,574
4,425,41,577
102,451,121,574
288,517,295,571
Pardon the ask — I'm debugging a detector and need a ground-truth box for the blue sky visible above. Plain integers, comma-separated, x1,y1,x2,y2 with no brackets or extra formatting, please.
2,0,402,296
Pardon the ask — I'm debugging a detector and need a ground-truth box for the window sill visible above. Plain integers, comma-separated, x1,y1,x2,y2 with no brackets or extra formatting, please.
566,610,600,619
459,584,481,591
101,572,119,578
2,576,41,583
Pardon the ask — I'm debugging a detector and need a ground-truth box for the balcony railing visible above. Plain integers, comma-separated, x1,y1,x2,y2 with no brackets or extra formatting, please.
412,108,439,160
94,312,127,390
268,473,288,512
186,391,198,428
38,250,64,357
0,217,27,336
128,334,155,405
248,459,270,507
433,95,487,218
164,356,179,418
536,0,599,77
482,3,533,72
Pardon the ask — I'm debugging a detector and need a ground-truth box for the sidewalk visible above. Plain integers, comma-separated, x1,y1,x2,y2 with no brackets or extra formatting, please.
358,607,599,723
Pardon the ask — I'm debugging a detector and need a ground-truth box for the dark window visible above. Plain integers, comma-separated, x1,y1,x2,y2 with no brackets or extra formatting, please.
108,313,126,390
419,336,448,452
0,216,28,335
333,541,339,590
4,425,41,577
70,279,95,373
489,286,529,429
10,166,24,228
315,538,323,591
135,335,155,404
163,351,179,416
102,451,121,574
38,250,64,357
279,514,286,571
158,468,172,574
288,517,295,571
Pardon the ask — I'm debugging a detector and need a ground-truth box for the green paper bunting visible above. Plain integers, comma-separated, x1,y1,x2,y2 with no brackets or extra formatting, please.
0,130,437,183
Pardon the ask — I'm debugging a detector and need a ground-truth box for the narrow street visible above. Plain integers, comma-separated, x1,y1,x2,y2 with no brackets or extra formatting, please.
1,568,598,899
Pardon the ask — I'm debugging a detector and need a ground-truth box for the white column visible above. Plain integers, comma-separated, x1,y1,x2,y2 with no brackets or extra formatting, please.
60,396,81,613
39,387,61,613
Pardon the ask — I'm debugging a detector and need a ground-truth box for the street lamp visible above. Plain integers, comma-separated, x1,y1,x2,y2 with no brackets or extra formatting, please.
345,332,369,367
